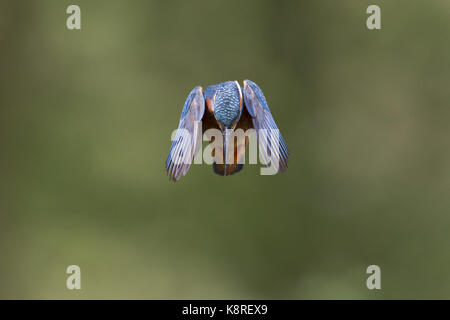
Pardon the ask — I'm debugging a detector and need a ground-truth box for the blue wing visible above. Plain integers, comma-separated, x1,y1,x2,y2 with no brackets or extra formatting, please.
166,86,205,181
243,80,289,172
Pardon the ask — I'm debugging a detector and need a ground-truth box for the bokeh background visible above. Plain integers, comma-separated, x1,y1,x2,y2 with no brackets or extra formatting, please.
1,0,450,299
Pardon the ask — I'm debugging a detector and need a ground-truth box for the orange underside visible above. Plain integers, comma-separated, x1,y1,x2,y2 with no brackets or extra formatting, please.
203,105,254,175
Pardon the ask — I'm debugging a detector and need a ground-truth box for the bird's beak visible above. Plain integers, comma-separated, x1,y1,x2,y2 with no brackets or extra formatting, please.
223,129,232,176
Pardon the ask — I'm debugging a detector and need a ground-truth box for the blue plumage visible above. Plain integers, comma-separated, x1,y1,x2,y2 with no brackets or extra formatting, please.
180,86,202,119
209,81,241,128
245,80,269,111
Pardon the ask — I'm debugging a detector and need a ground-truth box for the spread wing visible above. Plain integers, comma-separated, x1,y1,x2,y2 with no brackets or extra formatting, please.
243,80,289,172
166,86,205,181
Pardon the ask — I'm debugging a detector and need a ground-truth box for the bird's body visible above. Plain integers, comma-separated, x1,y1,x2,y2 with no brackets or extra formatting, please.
166,80,289,181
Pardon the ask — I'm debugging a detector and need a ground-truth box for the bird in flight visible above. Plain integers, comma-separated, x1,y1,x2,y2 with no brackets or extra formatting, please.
166,80,289,181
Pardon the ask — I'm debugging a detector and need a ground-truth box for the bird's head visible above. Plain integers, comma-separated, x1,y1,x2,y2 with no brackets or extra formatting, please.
212,81,242,130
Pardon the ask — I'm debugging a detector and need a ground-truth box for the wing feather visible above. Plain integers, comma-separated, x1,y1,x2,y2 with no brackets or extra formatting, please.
165,86,205,181
243,80,289,172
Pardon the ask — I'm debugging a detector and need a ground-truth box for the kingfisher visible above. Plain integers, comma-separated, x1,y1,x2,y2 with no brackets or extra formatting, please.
165,80,289,181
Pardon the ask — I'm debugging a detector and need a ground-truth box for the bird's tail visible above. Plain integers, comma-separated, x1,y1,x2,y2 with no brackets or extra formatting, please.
213,162,244,176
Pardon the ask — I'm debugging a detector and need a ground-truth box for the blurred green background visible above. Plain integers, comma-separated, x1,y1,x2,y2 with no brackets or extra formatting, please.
1,0,450,299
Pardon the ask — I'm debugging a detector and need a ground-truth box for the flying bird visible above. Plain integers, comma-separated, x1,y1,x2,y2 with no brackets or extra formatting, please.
165,80,289,181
